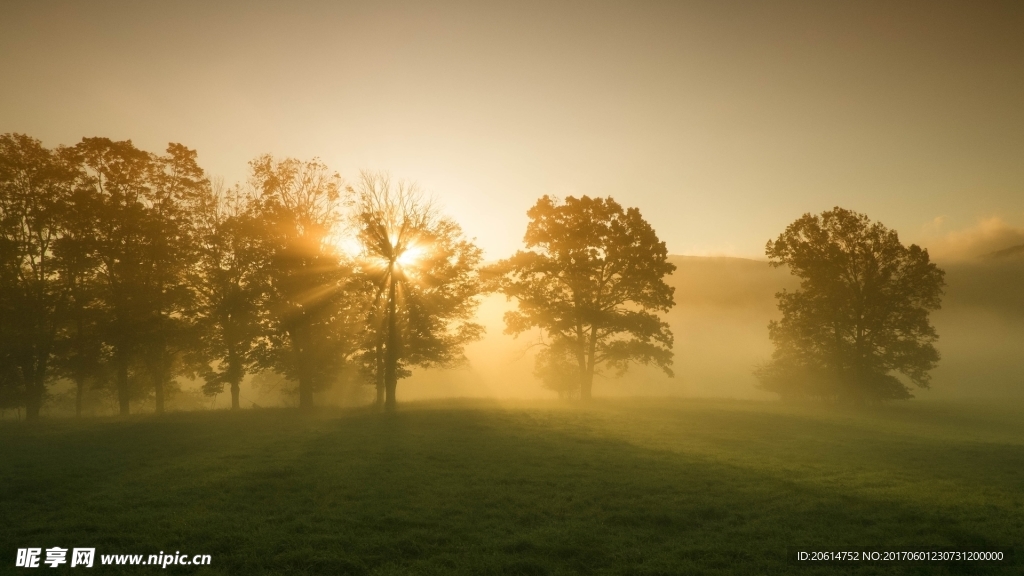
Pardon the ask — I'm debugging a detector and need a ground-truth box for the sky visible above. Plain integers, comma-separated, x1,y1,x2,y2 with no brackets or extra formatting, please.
2,0,1023,261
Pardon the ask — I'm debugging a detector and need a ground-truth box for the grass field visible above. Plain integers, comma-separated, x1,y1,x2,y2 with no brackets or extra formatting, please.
2,399,1022,575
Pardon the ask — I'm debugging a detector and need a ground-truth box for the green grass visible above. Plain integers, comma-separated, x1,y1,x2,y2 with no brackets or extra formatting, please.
2,399,1022,575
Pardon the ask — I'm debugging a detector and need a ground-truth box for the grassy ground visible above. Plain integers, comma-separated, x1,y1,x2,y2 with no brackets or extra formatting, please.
2,399,1022,575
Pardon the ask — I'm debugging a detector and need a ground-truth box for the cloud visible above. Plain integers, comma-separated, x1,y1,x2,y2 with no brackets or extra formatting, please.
923,217,1024,262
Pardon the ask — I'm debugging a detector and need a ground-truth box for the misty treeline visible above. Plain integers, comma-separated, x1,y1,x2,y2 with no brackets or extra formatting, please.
0,134,682,420
1,133,946,420
0,134,488,419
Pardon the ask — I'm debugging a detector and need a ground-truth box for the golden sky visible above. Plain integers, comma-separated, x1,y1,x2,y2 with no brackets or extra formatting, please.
2,0,1022,260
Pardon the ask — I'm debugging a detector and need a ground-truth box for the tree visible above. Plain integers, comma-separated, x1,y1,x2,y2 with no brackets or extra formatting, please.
756,207,945,403
248,155,362,410
137,143,211,413
353,172,483,409
76,137,168,415
50,162,106,417
0,133,79,419
193,182,265,410
489,195,675,400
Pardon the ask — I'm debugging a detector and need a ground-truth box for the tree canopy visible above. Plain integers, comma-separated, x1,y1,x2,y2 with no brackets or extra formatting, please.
489,195,675,399
0,133,489,418
0,133,78,418
352,172,483,409
245,155,364,410
756,207,945,402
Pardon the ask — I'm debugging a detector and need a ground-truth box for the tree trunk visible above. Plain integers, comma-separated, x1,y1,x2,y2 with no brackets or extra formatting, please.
581,324,599,401
385,379,397,409
580,375,593,400
22,355,48,420
293,326,314,411
75,376,85,418
117,359,130,416
226,347,242,410
25,380,42,421
574,324,588,400
74,314,86,418
298,375,313,410
375,342,385,408
154,377,164,414
384,276,399,411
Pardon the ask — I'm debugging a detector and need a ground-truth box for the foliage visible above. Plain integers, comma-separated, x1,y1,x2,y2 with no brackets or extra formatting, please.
74,137,210,414
49,155,107,417
192,182,266,410
138,142,212,412
489,195,675,399
531,341,582,399
757,207,945,402
0,134,79,419
0,133,491,416
352,172,483,408
247,156,364,410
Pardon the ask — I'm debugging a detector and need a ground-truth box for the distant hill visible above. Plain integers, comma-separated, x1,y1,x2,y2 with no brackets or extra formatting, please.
988,243,1024,260
941,255,1024,317
664,252,1024,318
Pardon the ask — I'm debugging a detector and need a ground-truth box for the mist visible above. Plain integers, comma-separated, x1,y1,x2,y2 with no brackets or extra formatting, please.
179,249,1023,409
391,249,1024,404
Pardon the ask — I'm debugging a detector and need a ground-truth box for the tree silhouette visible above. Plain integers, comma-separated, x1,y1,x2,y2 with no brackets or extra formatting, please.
76,137,202,415
353,172,483,409
756,207,945,402
193,182,265,410
138,143,210,413
50,158,106,417
490,195,675,400
247,155,361,410
0,134,79,419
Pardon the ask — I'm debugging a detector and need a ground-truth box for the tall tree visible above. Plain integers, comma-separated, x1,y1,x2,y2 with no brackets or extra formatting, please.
756,207,945,402
0,134,78,419
489,195,675,400
193,183,265,410
248,155,361,410
76,137,160,415
138,143,210,413
50,162,106,417
353,172,483,409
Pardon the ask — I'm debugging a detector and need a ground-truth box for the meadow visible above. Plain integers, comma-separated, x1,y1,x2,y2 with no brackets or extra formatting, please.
2,399,1022,575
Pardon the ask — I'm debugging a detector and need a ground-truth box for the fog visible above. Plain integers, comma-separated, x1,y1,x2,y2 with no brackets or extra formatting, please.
29,249,1022,418
391,251,1024,404
330,249,1024,405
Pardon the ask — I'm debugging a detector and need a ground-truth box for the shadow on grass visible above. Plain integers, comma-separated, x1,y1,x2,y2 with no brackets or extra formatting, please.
2,401,1021,575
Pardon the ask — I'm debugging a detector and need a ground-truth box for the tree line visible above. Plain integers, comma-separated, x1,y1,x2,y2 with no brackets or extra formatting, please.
0,134,491,419
0,134,682,420
1,132,946,419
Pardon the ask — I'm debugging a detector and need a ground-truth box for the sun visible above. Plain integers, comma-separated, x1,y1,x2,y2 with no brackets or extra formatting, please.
397,243,426,268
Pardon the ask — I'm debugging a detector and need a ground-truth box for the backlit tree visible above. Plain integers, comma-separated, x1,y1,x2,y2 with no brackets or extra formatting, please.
490,195,675,399
353,172,483,409
756,207,945,402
